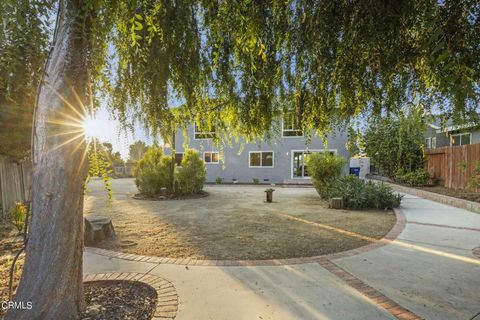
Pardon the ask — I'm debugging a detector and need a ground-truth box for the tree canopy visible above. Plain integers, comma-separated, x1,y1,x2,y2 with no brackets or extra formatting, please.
2,0,480,147
0,0,54,158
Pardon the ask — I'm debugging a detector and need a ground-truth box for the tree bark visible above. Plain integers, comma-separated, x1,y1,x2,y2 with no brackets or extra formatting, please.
6,1,90,319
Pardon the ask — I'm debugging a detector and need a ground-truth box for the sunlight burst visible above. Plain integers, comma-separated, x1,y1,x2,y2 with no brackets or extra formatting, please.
83,116,104,140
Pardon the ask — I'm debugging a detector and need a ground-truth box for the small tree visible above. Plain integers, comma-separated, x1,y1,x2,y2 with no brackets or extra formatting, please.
128,141,150,162
306,152,346,198
176,149,206,195
133,147,166,196
364,107,426,178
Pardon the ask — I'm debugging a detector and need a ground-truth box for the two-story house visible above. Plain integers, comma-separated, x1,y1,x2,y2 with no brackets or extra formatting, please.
425,120,480,149
164,118,349,184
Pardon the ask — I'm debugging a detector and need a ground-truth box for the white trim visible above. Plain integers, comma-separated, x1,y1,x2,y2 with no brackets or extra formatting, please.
450,132,472,146
203,151,220,164
194,123,216,140
424,137,432,149
281,116,303,138
248,151,275,168
290,149,338,179
436,123,477,134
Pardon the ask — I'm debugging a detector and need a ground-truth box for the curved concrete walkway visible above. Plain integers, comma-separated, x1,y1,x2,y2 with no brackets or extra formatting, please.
84,193,480,320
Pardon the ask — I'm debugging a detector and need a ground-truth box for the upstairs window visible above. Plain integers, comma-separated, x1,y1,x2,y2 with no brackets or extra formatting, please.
204,152,220,164
249,151,274,168
451,133,471,146
194,123,216,139
282,112,303,137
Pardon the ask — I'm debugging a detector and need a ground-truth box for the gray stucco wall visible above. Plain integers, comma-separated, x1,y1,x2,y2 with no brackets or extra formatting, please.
167,124,349,184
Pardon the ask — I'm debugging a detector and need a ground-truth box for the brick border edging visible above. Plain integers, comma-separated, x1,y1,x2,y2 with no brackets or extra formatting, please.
318,259,423,320
84,208,406,266
374,180,480,214
83,272,178,319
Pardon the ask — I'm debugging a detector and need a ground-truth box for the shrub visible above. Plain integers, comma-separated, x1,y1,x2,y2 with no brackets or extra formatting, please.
216,177,223,184
395,168,430,187
327,175,402,209
10,202,27,234
133,147,168,196
364,108,426,178
176,149,206,195
467,161,480,190
306,152,346,198
159,156,174,193
252,177,260,184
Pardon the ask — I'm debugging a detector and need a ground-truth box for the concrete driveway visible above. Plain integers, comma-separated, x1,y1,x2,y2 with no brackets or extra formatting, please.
84,180,480,320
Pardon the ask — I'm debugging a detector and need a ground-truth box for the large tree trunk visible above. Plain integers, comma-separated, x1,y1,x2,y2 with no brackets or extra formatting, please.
6,1,91,319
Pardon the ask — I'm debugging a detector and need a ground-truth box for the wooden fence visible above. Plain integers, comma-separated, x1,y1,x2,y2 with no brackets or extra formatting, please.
0,155,31,218
425,144,480,190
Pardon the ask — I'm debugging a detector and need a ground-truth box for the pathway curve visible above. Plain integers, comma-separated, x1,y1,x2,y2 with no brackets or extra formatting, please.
84,193,480,320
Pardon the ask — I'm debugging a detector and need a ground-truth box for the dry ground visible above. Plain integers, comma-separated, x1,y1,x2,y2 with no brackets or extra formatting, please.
418,185,480,203
85,179,396,260
0,224,24,317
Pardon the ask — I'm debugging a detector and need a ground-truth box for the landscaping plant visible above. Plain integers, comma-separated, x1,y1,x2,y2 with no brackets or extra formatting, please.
306,152,346,199
364,107,426,178
133,147,166,196
176,149,206,195
215,177,223,184
395,168,430,187
252,178,260,184
327,175,403,210
467,161,480,190
9,202,27,234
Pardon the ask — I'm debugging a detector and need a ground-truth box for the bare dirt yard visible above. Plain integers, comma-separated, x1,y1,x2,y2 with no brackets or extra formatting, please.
418,185,480,203
0,224,24,317
85,179,396,260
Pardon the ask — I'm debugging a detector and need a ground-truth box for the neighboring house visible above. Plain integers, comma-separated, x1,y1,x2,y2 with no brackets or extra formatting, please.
425,120,480,149
164,119,349,184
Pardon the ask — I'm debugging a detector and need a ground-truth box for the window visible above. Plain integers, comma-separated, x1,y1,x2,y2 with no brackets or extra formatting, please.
451,133,471,146
194,123,216,139
174,153,184,166
292,150,336,178
432,137,437,149
249,151,274,168
204,151,220,164
425,138,432,149
282,113,303,137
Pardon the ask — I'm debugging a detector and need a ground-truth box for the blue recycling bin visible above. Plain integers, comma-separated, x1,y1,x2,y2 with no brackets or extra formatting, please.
349,167,360,177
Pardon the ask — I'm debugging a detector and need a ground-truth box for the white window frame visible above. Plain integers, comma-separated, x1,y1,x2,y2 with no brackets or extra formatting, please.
450,132,472,146
425,137,432,149
203,151,220,164
432,137,437,149
290,149,338,179
281,115,303,138
194,123,216,140
248,151,275,168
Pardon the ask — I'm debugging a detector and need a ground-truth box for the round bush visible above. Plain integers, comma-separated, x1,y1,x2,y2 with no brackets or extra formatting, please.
176,149,206,195
133,147,168,196
306,152,346,199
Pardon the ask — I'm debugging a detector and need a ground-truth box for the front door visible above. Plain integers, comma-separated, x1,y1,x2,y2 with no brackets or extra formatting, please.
292,150,336,178
292,151,314,178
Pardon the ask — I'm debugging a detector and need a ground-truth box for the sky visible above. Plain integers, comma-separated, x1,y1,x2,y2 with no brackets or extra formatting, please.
86,106,156,160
